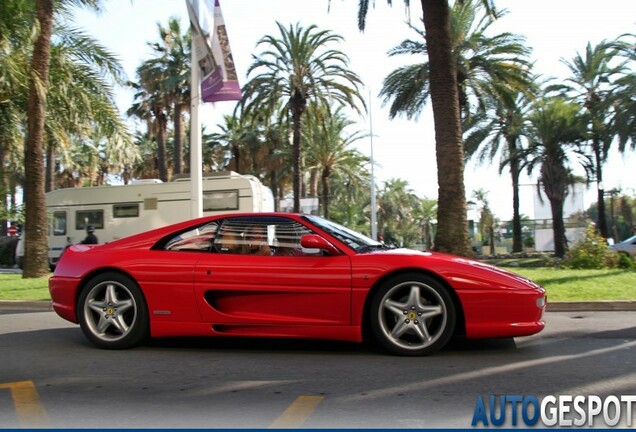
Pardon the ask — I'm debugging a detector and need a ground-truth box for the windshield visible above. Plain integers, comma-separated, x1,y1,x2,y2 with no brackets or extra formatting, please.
302,215,385,253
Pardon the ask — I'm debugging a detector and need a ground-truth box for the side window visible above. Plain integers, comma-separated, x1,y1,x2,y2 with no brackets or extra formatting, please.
113,203,139,218
52,211,67,236
165,222,218,252
272,222,313,256
76,210,103,230
214,217,316,256
214,220,252,254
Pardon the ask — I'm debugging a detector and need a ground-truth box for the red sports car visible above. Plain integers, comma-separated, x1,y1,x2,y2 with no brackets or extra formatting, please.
49,213,546,356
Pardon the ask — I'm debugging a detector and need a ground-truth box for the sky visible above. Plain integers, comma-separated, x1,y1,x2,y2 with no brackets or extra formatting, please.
74,0,636,220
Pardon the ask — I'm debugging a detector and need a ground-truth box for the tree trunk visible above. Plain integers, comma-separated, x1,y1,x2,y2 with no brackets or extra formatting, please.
0,142,7,236
291,91,305,213
321,168,331,219
45,139,55,192
156,113,168,182
508,137,523,253
231,144,240,173
594,137,607,238
549,197,566,258
421,0,472,257
173,105,183,175
24,0,54,278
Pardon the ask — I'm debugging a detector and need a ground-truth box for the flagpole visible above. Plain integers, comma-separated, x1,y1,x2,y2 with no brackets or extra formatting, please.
190,35,203,219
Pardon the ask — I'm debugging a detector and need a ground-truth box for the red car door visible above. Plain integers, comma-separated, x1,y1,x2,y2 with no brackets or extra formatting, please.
193,252,352,326
194,220,351,326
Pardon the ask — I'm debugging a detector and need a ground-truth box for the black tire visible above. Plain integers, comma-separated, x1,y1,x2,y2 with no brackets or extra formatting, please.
77,272,149,349
369,273,456,356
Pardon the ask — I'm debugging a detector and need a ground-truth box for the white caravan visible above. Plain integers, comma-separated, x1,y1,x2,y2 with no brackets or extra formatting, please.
45,172,274,267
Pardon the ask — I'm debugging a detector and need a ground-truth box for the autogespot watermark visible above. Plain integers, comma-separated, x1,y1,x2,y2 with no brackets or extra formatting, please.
471,395,636,427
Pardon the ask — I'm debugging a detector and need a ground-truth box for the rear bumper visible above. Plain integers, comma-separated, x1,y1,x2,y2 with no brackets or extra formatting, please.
49,276,79,323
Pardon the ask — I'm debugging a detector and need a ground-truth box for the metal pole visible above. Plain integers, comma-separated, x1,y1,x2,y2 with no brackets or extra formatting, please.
190,35,203,219
369,88,377,241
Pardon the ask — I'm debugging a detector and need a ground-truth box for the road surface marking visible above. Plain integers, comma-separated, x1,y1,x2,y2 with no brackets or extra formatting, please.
269,395,323,428
0,381,50,428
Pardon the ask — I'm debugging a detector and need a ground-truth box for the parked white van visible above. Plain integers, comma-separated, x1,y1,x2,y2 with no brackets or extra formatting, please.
44,172,273,268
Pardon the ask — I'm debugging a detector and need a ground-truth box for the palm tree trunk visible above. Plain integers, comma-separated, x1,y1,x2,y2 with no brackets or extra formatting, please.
421,0,472,257
24,0,54,278
173,105,183,175
549,197,566,258
0,143,7,236
508,137,523,252
291,92,305,213
232,144,240,173
45,139,55,192
321,168,331,219
593,139,608,238
156,114,168,182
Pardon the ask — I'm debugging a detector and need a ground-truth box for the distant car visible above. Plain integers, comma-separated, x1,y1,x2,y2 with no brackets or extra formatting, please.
610,235,636,260
49,213,546,356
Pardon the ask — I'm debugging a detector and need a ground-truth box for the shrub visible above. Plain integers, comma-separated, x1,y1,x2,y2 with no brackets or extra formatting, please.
523,236,535,248
564,226,620,269
616,252,635,270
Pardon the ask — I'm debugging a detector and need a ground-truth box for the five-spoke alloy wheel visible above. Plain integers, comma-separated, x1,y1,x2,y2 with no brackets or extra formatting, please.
370,273,456,356
78,272,149,349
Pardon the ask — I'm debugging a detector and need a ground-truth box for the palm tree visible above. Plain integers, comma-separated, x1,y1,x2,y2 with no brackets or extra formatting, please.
380,2,533,120
241,22,365,213
376,178,421,247
21,0,107,277
129,63,171,181
23,0,57,277
357,0,499,256
413,197,437,251
208,114,261,175
376,1,532,256
144,18,191,175
0,0,31,235
549,42,628,238
464,86,536,252
329,174,371,234
303,105,369,219
523,97,590,258
472,188,496,255
607,33,636,161
44,26,132,191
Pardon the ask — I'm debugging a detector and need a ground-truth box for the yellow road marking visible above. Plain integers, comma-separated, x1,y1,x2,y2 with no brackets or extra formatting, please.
269,395,323,428
0,381,50,428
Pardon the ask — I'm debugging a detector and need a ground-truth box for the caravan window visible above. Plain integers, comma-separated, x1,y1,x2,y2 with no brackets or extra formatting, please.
113,203,139,218
52,211,67,236
203,190,239,211
76,210,104,230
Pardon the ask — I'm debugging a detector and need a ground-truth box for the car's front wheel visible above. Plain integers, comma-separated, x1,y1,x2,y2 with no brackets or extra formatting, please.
77,272,149,349
370,273,456,356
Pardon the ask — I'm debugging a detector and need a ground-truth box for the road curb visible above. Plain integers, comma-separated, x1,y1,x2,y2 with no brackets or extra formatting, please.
1,300,636,313
546,301,636,312
0,300,54,312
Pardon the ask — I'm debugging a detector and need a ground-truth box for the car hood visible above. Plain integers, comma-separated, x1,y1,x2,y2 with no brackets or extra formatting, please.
358,248,543,291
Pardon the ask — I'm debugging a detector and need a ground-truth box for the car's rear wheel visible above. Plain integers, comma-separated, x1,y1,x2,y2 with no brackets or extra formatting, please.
370,273,456,356
78,272,149,349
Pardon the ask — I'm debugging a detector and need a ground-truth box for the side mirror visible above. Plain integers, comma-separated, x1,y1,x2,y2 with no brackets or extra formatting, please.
300,234,340,255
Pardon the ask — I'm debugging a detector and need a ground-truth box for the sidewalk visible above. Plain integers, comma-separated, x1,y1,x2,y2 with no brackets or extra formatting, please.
1,300,635,313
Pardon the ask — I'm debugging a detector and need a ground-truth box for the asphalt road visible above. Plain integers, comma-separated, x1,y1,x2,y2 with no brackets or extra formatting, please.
0,310,635,428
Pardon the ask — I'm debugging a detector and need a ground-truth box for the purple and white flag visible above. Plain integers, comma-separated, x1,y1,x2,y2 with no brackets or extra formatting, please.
186,0,241,102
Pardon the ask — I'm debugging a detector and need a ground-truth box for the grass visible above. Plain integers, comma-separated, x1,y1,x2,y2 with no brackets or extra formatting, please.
0,274,52,301
0,266,634,303
506,267,636,302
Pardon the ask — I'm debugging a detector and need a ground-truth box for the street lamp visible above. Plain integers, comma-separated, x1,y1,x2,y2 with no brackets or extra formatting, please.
368,87,377,241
